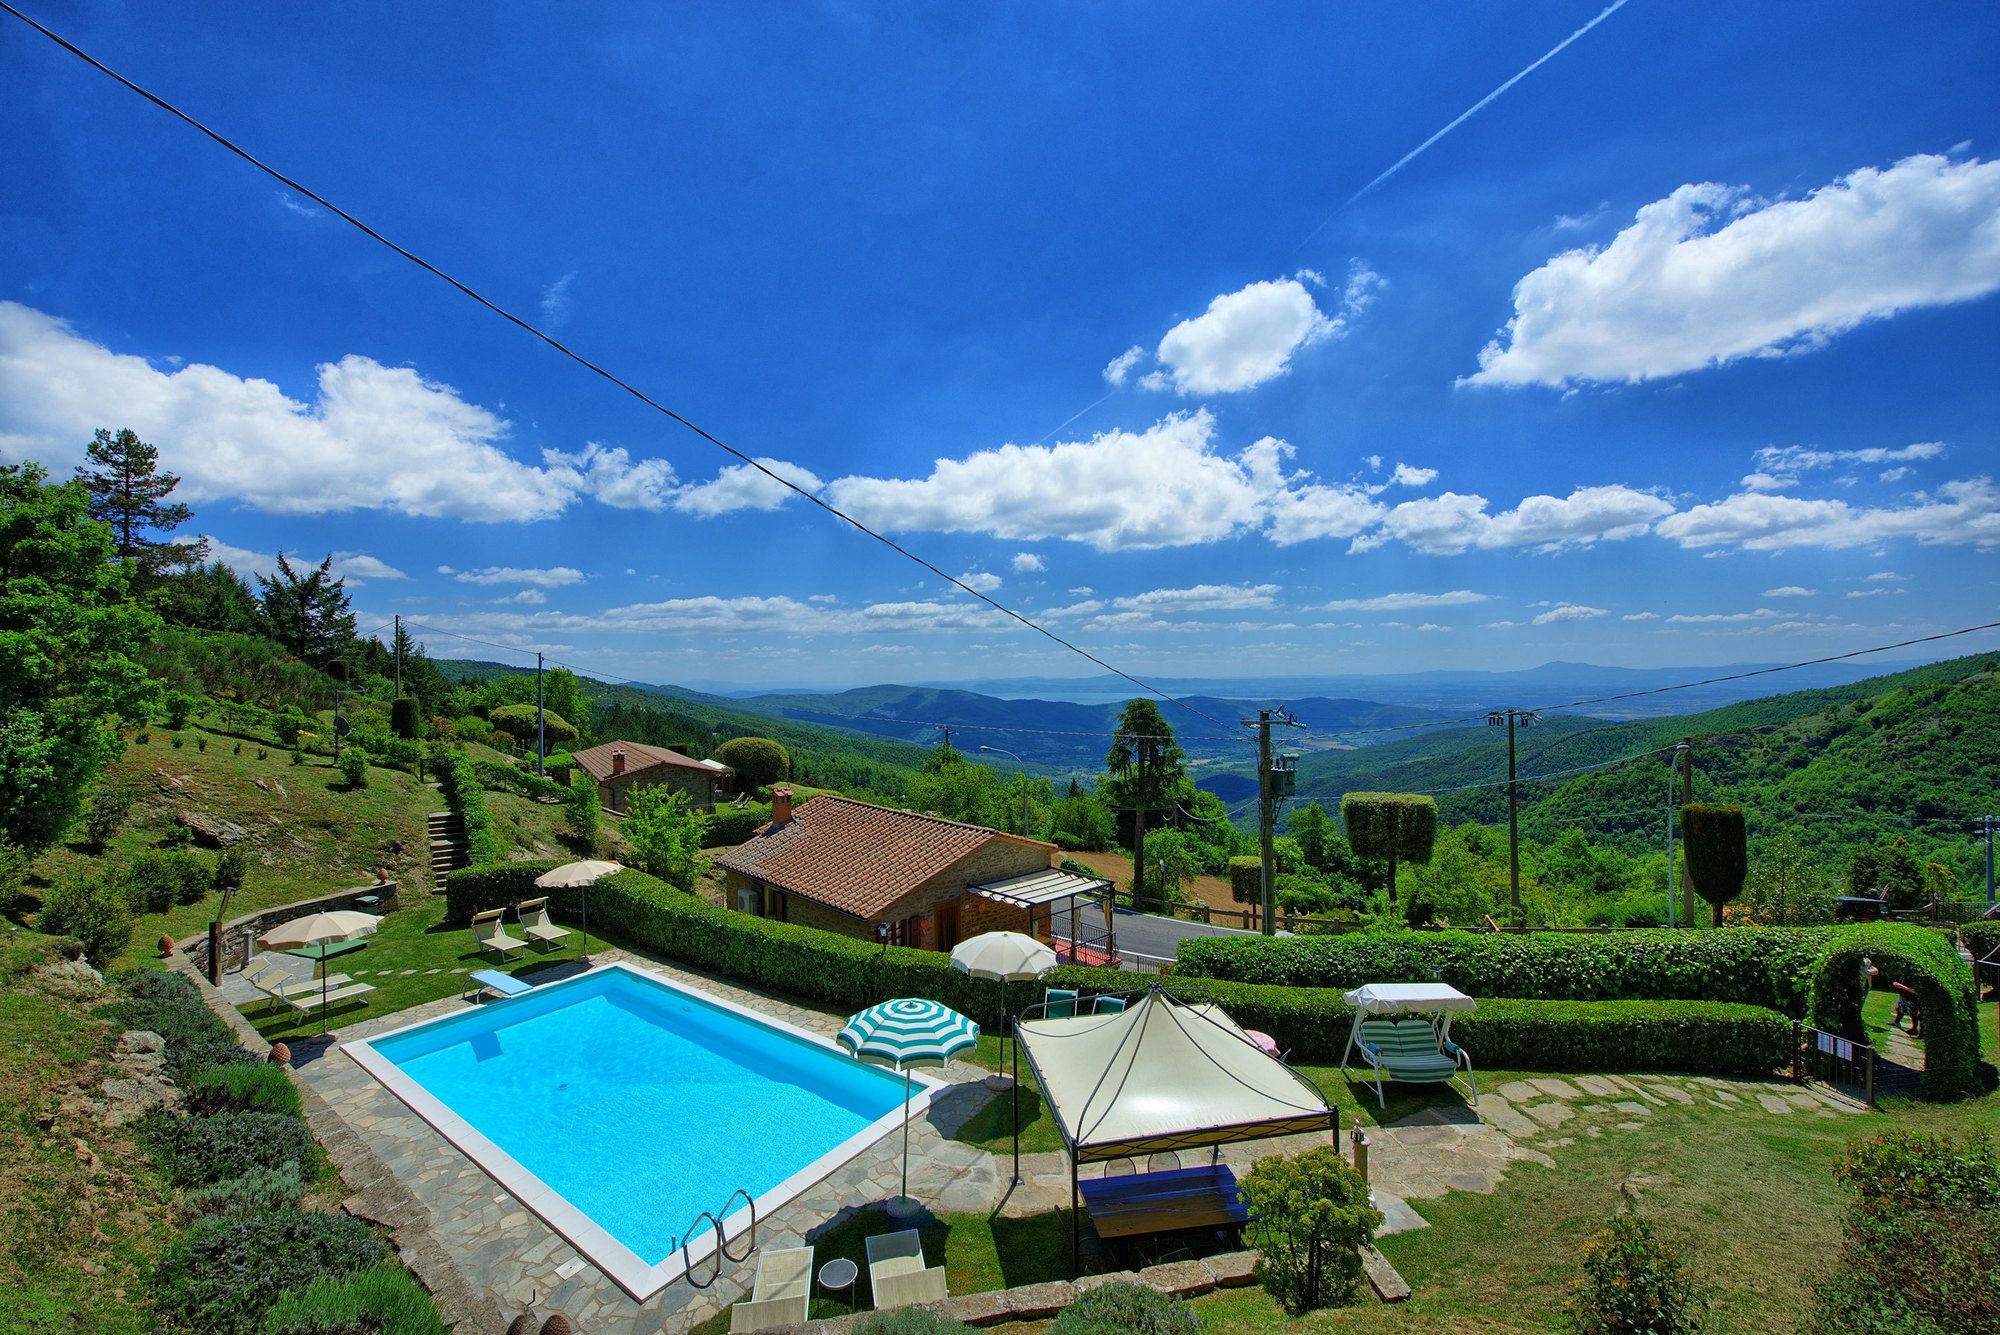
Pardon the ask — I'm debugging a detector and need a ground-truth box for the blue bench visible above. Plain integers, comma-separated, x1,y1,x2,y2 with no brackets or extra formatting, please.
466,969,534,1004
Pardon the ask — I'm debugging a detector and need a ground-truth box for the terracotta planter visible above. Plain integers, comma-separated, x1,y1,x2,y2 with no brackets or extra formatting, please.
268,1042,291,1066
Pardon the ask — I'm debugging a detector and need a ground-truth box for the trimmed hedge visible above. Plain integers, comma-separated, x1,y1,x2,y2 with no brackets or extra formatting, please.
444,862,1792,1075
1176,928,1832,1015
1808,922,1987,1101
702,804,772,848
472,758,568,803
1963,919,2000,964
434,748,498,866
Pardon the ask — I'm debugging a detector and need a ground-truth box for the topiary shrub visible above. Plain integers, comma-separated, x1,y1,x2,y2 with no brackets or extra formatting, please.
1810,1128,1999,1334
714,736,788,790
434,747,498,866
180,1162,305,1221
335,748,368,789
1681,804,1747,927
1052,1280,1199,1335
1809,923,1987,1101
1340,793,1436,907
144,1110,316,1188
150,1208,387,1335
1241,1146,1381,1313
699,803,768,848
1565,1203,1708,1334
1229,856,1262,907
184,1061,303,1119
389,696,420,741
260,1263,447,1335
37,874,132,965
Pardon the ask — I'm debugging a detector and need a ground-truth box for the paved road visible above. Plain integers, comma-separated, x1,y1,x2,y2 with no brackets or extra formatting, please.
1048,902,1270,971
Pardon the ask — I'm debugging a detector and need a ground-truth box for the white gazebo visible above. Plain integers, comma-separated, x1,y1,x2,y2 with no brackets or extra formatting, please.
1014,985,1334,1273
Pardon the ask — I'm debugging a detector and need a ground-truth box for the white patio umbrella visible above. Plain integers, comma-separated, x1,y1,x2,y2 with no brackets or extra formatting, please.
838,998,979,1206
951,932,1057,1182
256,910,380,1033
534,860,622,961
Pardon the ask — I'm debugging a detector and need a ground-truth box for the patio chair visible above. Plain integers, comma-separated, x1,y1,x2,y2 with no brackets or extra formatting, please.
472,908,528,962
515,897,572,951
1043,988,1078,1019
1090,995,1127,1015
1146,1151,1181,1173
729,1245,813,1333
865,1229,947,1310
1101,1158,1137,1177
1346,1015,1477,1109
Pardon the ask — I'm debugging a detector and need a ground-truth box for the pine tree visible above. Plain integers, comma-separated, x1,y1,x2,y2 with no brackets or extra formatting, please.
73,428,205,585
256,553,357,665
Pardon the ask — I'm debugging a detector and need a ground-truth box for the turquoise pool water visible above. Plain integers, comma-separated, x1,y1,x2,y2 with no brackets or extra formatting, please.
366,967,910,1265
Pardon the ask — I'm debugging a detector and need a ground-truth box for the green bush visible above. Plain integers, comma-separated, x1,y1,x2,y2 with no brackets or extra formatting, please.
1241,1147,1381,1313
38,875,132,965
699,803,768,848
1962,920,2000,963
849,1310,975,1335
123,847,216,912
81,783,133,847
389,696,420,741
335,748,368,789
260,1264,446,1335
1811,1128,2000,1333
443,863,1793,1074
185,1061,303,1119
1682,804,1747,927
1808,923,1986,1101
180,1162,305,1221
162,690,197,729
1176,928,1830,1014
472,758,567,802
1229,856,1262,906
1565,1205,1707,1334
565,771,602,847
714,736,789,790
433,747,498,866
150,1208,387,1335
144,1110,316,1188
1341,793,1436,900
1052,1280,1199,1334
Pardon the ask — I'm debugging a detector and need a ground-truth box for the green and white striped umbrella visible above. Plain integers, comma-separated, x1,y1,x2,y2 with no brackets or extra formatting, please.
838,997,979,1068
839,998,979,1207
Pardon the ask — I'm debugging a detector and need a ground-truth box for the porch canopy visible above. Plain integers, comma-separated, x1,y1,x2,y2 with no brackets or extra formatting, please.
971,867,1117,967
1014,984,1333,1164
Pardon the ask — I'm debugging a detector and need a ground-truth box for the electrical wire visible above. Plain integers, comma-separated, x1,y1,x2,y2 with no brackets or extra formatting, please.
0,0,1240,737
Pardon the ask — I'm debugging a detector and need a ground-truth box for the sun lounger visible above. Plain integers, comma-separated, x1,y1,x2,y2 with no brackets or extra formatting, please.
466,969,535,1004
516,897,572,950
268,980,376,1015
472,908,527,961
729,1245,813,1332
866,1229,947,1310
249,963,358,1012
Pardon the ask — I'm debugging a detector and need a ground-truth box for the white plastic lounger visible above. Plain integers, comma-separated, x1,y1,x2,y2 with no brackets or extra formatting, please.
271,980,375,1014
729,1245,813,1332
866,1229,947,1310
466,969,534,1004
516,897,572,950
472,908,528,961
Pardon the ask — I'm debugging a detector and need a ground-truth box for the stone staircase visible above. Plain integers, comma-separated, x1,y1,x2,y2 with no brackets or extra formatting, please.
428,810,468,880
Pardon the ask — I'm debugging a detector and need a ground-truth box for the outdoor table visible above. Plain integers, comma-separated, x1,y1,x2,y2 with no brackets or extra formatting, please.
818,1257,858,1303
1077,1162,1249,1241
285,938,370,976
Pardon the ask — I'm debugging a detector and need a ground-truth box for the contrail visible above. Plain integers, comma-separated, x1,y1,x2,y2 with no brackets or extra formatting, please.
1307,0,1632,239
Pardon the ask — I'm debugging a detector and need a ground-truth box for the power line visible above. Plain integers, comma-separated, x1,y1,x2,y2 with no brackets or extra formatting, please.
0,0,1240,738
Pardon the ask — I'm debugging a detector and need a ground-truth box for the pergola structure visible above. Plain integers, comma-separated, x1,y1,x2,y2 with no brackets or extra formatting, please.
1014,985,1335,1274
970,868,1118,967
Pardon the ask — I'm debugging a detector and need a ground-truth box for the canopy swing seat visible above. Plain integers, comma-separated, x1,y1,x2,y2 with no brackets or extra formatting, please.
1340,982,1478,1109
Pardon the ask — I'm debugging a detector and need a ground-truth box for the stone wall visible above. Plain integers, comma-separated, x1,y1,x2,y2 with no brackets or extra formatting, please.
600,765,715,814
177,881,400,977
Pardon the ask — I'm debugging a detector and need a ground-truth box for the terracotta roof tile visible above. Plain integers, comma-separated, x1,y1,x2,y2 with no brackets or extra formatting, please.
572,739,727,784
714,794,1054,920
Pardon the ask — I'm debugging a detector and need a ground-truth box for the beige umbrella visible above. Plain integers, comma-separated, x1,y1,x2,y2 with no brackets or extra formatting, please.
534,860,622,961
256,910,380,1033
951,931,1057,1183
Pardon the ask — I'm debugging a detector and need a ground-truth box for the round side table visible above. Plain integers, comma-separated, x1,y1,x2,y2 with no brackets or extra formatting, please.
818,1256,858,1305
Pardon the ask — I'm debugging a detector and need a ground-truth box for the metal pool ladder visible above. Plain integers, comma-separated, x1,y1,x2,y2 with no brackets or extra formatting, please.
677,1188,758,1288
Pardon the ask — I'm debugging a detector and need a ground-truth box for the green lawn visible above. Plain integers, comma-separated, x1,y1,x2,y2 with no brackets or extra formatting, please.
244,894,591,1042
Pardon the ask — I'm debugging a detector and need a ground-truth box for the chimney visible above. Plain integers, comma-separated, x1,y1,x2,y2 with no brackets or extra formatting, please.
771,786,793,824
610,749,626,776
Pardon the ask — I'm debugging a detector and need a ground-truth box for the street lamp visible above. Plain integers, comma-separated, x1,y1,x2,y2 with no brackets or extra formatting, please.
977,745,1030,836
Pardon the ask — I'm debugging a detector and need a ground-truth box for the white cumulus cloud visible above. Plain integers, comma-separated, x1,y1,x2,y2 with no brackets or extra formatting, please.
1655,479,2000,551
955,571,1002,593
1102,345,1145,386
1147,264,1380,395
1532,603,1608,625
1467,154,2000,388
1011,552,1046,574
1369,484,1673,556
672,457,824,517
450,566,587,588
1762,586,1816,598
1323,589,1490,612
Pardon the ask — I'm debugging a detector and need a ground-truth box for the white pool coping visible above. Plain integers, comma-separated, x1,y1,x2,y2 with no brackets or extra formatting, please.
342,959,946,1300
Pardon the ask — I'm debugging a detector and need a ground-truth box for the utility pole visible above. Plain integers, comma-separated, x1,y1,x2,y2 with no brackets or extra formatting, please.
393,613,402,698
1985,814,1995,910
535,651,546,778
1256,711,1275,935
1667,742,1690,928
1487,710,1537,923
1681,735,1694,807
1131,737,1151,910
977,745,1028,835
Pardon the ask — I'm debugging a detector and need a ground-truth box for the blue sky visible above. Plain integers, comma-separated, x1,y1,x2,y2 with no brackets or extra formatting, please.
3,1,1998,689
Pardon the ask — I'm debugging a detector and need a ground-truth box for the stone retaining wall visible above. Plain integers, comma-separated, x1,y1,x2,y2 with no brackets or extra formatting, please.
176,881,400,976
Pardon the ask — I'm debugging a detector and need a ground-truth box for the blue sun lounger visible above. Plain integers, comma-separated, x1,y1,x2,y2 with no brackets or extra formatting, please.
466,969,534,1004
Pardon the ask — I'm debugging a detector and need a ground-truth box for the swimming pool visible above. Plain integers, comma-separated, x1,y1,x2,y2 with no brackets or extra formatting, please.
343,962,930,1298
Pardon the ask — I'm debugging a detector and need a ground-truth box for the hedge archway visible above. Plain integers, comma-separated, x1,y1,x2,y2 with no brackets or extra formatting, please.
1808,923,1986,1101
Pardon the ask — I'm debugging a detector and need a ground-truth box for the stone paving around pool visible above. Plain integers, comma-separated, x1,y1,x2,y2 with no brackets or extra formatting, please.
233,952,1866,1335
